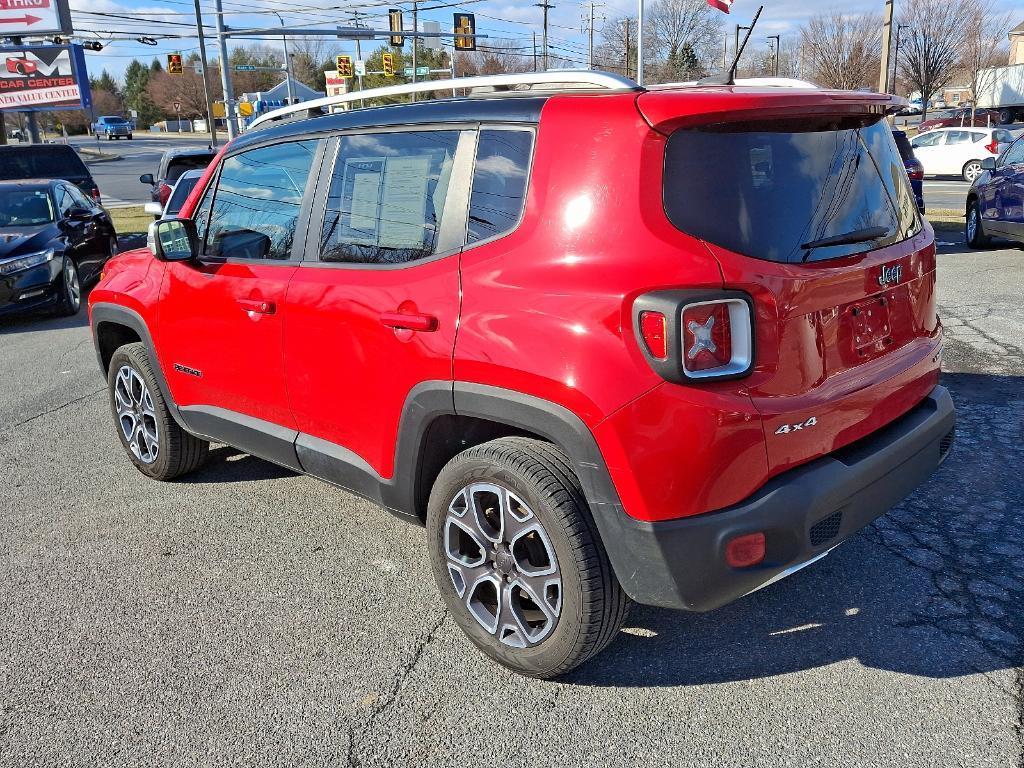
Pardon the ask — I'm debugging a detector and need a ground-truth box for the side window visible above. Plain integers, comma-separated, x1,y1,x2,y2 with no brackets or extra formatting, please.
467,129,533,244
67,184,93,210
968,132,986,143
945,131,970,145
55,186,74,215
1002,139,1024,167
204,140,320,261
319,130,460,265
912,132,942,148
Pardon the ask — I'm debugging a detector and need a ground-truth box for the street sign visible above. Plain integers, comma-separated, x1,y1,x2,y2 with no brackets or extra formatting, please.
336,25,374,41
453,13,476,51
422,21,442,52
173,101,181,111
0,0,73,38
382,52,395,77
167,53,183,75
234,64,257,71
193,63,203,74
0,44,91,111
403,66,429,77
388,8,404,47
354,59,365,77
335,55,353,78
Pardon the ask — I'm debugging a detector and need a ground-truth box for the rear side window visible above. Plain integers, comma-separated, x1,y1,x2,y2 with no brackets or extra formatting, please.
664,117,921,264
467,129,533,244
166,155,215,182
0,146,89,181
945,130,972,145
319,130,460,265
204,140,320,261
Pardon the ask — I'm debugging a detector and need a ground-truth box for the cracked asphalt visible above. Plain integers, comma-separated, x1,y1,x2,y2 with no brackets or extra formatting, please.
0,230,1021,767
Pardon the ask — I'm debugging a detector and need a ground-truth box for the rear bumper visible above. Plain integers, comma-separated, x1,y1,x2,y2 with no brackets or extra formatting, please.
602,385,955,611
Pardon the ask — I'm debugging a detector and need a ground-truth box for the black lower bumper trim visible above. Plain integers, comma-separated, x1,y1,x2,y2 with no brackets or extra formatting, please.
602,385,956,612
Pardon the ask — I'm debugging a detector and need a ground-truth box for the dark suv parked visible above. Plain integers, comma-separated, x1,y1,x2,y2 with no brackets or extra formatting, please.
0,144,102,202
90,73,955,678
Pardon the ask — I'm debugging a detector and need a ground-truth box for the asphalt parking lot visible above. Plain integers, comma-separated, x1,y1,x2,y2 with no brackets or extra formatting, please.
0,231,1021,767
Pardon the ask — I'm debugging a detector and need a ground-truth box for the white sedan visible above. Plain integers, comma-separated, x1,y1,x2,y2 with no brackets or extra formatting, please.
910,127,1016,182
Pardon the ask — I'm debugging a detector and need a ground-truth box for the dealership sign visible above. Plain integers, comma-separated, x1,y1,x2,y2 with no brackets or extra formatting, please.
0,45,91,111
0,0,73,37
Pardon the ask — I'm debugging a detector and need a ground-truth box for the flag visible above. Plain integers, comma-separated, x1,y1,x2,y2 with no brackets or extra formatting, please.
707,0,733,12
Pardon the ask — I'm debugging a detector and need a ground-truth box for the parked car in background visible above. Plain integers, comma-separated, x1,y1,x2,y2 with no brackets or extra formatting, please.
91,116,133,140
918,107,1001,132
91,75,954,678
966,135,1024,248
140,147,216,208
0,144,102,202
910,127,1015,181
900,100,922,116
143,169,203,219
892,129,925,213
0,179,117,317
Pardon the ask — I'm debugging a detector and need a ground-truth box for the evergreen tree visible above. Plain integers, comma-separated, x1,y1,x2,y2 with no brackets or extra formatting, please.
123,59,162,127
150,57,163,74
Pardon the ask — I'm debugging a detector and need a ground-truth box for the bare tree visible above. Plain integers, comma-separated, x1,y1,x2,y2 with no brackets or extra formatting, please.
289,35,343,90
959,0,1012,119
457,39,534,75
147,70,221,119
647,0,723,79
897,0,975,120
799,12,881,90
597,16,638,79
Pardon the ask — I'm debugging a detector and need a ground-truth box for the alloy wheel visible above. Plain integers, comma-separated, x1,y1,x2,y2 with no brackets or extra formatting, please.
443,482,562,649
114,365,160,463
64,261,81,311
964,162,982,183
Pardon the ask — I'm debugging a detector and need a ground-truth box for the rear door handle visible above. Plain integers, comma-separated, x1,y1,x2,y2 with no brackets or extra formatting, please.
380,311,438,332
238,298,276,315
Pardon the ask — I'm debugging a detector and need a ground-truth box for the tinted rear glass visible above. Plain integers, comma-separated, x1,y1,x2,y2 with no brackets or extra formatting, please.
0,146,90,182
166,155,215,182
664,117,921,264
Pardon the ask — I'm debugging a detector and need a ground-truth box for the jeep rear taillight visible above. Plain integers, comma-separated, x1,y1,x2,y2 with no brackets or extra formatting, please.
633,291,754,384
985,138,999,155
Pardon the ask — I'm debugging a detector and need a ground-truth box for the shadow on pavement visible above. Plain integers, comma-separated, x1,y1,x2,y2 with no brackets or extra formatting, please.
569,371,1023,687
183,445,298,484
0,291,92,335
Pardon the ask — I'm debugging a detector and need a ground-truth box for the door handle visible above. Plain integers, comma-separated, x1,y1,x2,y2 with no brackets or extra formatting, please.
380,310,438,332
238,298,276,315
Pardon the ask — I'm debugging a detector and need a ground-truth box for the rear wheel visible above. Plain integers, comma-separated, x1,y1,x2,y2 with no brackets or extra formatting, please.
966,201,991,249
107,342,209,480
962,160,983,183
998,108,1015,125
427,437,628,678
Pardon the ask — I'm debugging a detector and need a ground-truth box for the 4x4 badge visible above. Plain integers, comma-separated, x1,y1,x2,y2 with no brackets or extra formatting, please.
878,264,903,287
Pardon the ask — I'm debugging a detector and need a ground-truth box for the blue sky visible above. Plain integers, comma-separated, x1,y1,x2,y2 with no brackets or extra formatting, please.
68,0,1022,79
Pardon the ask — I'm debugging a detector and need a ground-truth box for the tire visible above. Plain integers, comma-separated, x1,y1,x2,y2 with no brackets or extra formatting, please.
107,342,209,481
998,108,1015,125
55,256,81,316
107,236,119,260
427,437,628,679
966,200,991,249
127,134,133,140
962,160,983,183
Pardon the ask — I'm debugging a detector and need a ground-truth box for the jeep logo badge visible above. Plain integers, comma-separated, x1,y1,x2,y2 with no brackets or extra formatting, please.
878,264,902,287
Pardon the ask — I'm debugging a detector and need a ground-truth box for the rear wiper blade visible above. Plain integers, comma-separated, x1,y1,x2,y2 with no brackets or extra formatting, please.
801,226,892,251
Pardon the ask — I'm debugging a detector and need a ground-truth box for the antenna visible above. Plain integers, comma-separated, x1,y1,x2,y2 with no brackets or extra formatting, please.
699,5,763,86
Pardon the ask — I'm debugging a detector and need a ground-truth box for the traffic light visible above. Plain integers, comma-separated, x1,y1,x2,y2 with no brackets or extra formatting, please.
336,55,353,78
453,13,476,51
167,53,183,75
382,52,395,78
389,8,404,47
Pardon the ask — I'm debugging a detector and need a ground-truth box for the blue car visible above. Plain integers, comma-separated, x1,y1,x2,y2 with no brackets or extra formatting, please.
967,135,1024,248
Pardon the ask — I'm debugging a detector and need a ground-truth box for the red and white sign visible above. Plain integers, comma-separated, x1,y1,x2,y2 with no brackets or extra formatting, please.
0,0,68,37
706,0,733,13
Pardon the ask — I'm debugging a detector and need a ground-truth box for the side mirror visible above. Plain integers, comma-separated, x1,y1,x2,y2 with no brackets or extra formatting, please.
148,218,198,262
139,173,155,185
143,201,164,217
981,157,996,171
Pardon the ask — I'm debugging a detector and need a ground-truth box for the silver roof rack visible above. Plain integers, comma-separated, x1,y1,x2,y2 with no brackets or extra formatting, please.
247,69,640,131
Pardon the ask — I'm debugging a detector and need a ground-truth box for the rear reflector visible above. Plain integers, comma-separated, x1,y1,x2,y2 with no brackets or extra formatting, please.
725,532,766,568
639,311,668,359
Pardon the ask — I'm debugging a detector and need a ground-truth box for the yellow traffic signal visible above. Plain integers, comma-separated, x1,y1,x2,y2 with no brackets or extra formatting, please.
389,8,404,47
336,55,353,78
453,13,476,51
167,53,183,75
382,52,395,77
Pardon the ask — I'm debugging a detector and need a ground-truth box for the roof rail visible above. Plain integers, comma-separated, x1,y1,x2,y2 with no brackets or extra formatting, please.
653,77,820,90
247,69,640,131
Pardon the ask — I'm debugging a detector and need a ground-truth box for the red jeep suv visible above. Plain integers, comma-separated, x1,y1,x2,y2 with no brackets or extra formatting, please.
89,73,955,678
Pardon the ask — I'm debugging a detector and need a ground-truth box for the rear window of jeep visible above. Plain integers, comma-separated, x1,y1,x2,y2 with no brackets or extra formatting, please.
663,117,921,264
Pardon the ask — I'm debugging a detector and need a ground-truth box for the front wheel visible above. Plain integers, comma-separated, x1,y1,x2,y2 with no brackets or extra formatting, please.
966,201,991,249
427,437,628,678
962,160,983,183
55,256,81,316
107,342,209,480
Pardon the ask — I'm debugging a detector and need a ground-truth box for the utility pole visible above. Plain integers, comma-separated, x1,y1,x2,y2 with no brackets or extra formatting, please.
879,0,894,93
767,34,780,77
411,0,418,101
535,2,553,71
213,0,237,139
273,13,295,105
636,0,644,85
892,23,909,94
352,10,365,97
194,0,218,146
533,32,538,72
624,18,631,79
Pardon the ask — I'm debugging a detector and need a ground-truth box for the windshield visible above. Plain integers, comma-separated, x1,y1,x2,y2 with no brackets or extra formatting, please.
102,117,128,124
663,116,921,263
0,147,90,181
0,189,54,227
166,155,214,182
